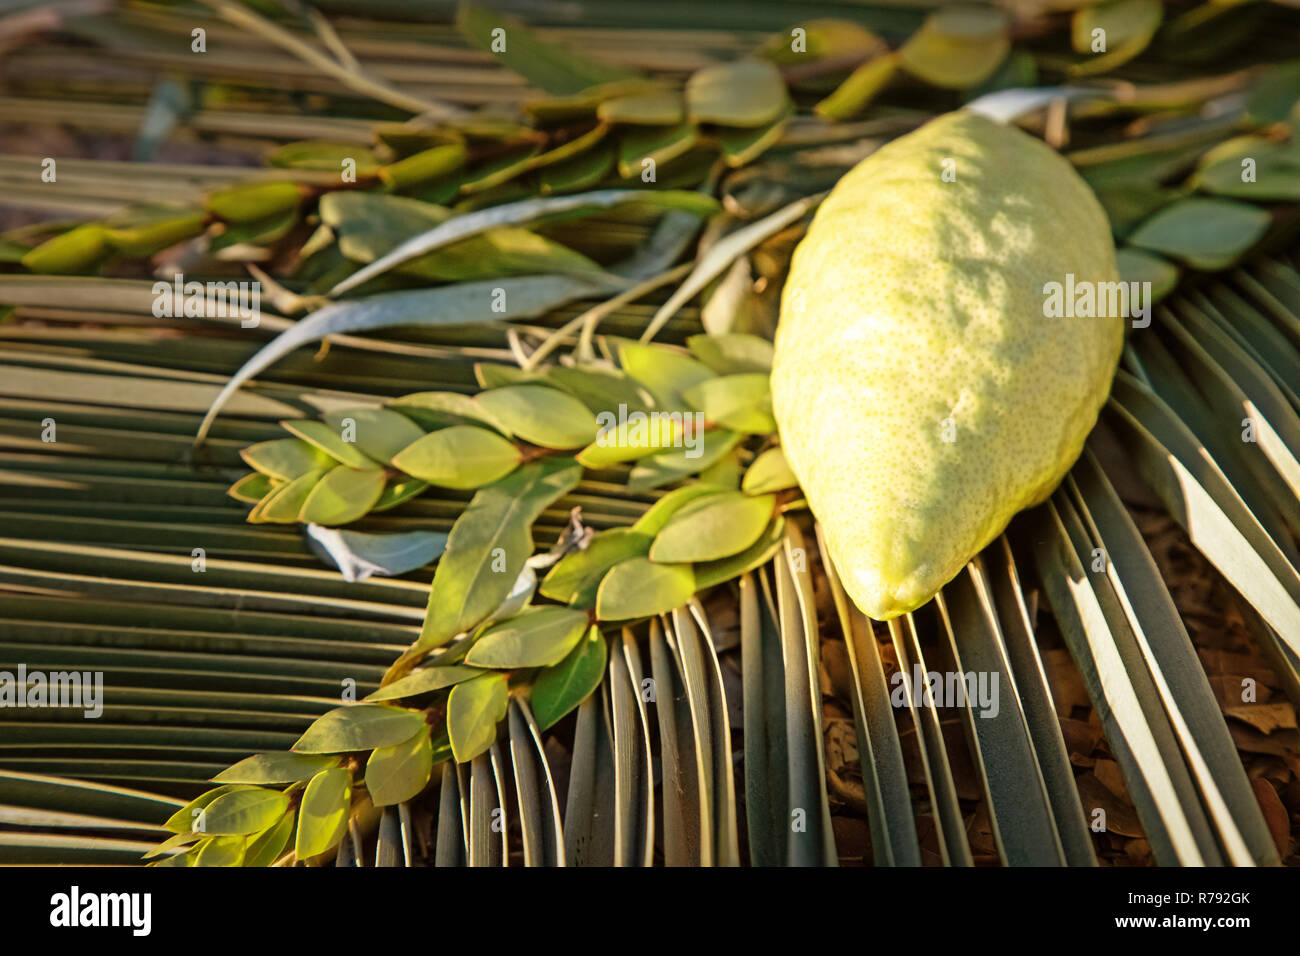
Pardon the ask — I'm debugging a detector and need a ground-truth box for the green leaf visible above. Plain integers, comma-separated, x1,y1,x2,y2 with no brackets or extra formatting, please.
1069,0,1163,76
575,412,689,467
447,671,509,762
366,665,483,702
321,407,427,462
243,811,295,867
686,59,787,127
686,332,774,374
373,475,431,512
206,180,300,223
693,514,786,590
390,425,522,489
899,6,1010,89
530,625,606,729
742,447,798,494
1246,60,1300,125
1192,137,1300,202
227,468,275,502
465,605,591,668
599,90,684,125
650,490,775,563
102,204,206,257
193,835,246,867
199,788,290,836
253,467,329,524
632,483,721,536
474,385,599,449
596,557,695,620
269,140,381,174
163,785,254,834
212,752,340,785
456,1,638,97
1116,247,1179,302
540,141,616,194
297,466,387,525
545,366,655,417
240,437,335,481
1128,198,1270,271
388,390,511,434
280,419,379,469
628,428,743,491
295,767,352,860
292,704,428,754
20,225,110,274
413,459,582,653
366,728,433,806
616,123,699,178
619,342,713,409
540,527,652,605
682,373,775,433
379,143,468,190
815,55,898,121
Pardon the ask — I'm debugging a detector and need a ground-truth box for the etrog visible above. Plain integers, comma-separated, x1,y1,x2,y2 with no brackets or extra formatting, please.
771,111,1123,621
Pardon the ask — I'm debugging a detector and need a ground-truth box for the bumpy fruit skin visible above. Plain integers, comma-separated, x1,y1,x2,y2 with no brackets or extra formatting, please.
772,111,1122,621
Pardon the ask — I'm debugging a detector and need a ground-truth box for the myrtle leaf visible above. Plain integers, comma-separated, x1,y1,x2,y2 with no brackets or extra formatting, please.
298,466,387,525
686,332,773,374
632,483,722,536
295,767,352,860
693,515,787,590
200,788,290,836
253,467,329,523
540,527,653,605
243,811,295,867
212,752,339,785
390,425,522,489
627,428,743,491
281,420,377,469
240,438,335,481
227,472,275,503
682,373,776,433
410,459,582,655
366,728,433,806
650,490,775,562
447,671,509,762
465,606,591,668
742,447,798,494
595,556,695,620
365,665,483,702
686,59,787,127
530,625,606,730
474,385,600,449
321,407,427,463
292,704,428,754
899,7,1011,89
1128,198,1271,270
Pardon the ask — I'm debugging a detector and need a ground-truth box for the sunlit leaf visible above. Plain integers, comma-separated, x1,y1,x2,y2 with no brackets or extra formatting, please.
295,767,352,860
293,704,428,754
390,425,522,489
596,556,694,620
447,671,509,762
466,606,591,668
366,728,434,806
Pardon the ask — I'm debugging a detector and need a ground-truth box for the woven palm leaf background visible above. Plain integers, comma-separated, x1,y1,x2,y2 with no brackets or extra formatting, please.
0,0,1298,868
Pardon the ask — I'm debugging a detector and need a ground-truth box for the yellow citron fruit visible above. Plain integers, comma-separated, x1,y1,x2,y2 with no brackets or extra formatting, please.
771,111,1123,621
